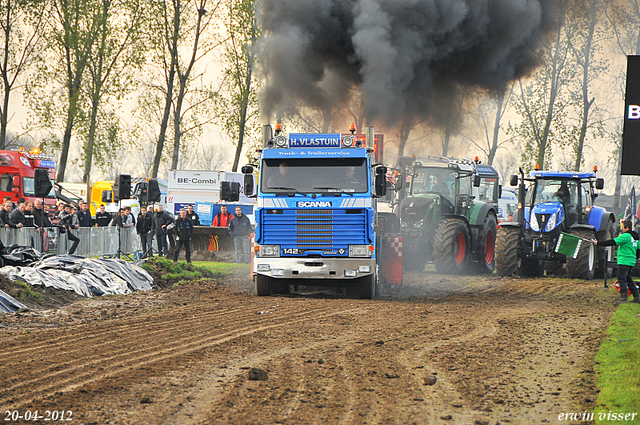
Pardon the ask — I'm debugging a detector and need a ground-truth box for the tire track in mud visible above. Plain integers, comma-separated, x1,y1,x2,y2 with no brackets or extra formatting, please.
0,302,287,358
1,305,372,409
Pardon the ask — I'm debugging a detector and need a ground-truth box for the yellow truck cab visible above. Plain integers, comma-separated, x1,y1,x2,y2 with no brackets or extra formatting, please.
90,180,140,217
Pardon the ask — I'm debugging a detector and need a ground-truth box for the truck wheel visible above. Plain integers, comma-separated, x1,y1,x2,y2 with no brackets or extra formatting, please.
566,228,596,280
256,274,272,296
495,226,519,276
358,273,375,299
595,220,614,278
433,218,469,274
477,215,498,274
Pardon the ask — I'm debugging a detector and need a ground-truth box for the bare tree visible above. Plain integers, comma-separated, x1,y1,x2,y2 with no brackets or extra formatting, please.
0,0,49,149
510,3,573,171
81,0,146,194
566,0,608,171
461,87,513,165
215,0,259,172
146,0,221,177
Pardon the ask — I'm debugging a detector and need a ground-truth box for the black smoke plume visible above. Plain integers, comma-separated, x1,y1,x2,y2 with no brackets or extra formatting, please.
257,0,558,126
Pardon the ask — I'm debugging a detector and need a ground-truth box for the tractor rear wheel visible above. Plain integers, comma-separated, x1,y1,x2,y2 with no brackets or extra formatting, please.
566,228,596,280
476,215,498,274
495,226,519,276
433,218,469,274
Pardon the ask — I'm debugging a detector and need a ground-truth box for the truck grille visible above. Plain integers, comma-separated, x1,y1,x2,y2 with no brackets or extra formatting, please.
262,209,367,251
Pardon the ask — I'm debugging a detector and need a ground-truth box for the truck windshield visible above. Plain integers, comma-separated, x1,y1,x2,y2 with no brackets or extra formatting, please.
261,158,368,194
474,177,498,204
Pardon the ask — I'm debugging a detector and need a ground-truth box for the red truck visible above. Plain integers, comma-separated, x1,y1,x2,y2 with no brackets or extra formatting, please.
0,148,57,212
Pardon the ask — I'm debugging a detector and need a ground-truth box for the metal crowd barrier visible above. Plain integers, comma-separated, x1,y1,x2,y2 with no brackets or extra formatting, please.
0,225,238,258
0,227,142,257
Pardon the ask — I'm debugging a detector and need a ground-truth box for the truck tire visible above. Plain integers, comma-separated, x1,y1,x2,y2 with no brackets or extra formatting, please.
433,218,469,274
566,228,596,280
495,226,519,276
476,215,498,274
595,220,614,278
358,273,375,299
256,274,272,296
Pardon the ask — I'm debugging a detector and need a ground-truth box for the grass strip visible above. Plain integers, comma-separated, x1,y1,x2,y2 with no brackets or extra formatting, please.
594,302,640,424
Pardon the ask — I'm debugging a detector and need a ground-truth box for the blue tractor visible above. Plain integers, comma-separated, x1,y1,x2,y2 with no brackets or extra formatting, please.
495,168,615,279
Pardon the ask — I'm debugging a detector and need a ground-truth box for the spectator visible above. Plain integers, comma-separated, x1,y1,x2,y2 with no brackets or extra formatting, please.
0,201,14,228
23,202,35,227
137,206,155,258
173,209,193,263
76,201,92,227
186,204,200,225
33,199,51,228
9,201,25,228
2,196,16,211
58,204,80,254
212,205,233,227
53,202,65,220
154,204,174,257
596,219,640,304
229,206,251,263
95,204,111,227
109,208,125,227
123,206,135,229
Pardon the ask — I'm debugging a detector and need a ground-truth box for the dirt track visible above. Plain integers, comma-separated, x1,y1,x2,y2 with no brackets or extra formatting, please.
0,268,615,425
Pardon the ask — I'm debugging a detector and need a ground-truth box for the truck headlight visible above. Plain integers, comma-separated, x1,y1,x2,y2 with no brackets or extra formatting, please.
544,213,556,231
349,245,372,257
530,214,540,232
259,245,280,257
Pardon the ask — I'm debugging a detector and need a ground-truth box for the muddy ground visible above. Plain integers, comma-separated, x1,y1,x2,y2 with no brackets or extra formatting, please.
0,266,621,425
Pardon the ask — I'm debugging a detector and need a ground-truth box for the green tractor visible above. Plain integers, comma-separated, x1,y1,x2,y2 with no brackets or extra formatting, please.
396,156,499,274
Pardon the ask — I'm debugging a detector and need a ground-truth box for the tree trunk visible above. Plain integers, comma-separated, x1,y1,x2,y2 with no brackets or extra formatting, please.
232,70,252,172
171,78,187,170
573,2,597,172
487,91,504,166
57,82,81,182
0,0,11,150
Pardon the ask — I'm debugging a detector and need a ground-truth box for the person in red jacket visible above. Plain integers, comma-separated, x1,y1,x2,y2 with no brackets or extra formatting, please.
212,204,234,227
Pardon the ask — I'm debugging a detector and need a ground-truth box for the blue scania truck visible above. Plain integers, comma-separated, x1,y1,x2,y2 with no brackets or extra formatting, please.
495,168,614,279
240,125,399,299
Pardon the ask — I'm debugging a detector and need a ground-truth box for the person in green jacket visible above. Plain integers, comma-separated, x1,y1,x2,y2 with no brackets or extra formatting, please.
596,219,640,304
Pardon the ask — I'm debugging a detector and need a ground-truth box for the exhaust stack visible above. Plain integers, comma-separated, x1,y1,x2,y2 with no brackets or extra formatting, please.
263,125,273,147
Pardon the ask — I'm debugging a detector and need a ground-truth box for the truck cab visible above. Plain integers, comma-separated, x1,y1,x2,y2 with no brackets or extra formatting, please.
0,149,56,212
247,126,389,299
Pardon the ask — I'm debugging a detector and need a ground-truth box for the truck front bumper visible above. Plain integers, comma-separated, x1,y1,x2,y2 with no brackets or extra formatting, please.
253,257,375,280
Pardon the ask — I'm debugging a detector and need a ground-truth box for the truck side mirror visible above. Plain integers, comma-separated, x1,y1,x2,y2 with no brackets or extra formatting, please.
509,175,518,186
374,166,387,197
473,175,481,187
244,174,255,198
595,178,604,190
12,175,19,188
498,184,502,198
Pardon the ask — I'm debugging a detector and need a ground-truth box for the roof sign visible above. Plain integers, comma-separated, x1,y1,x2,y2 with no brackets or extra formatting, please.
288,133,341,148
